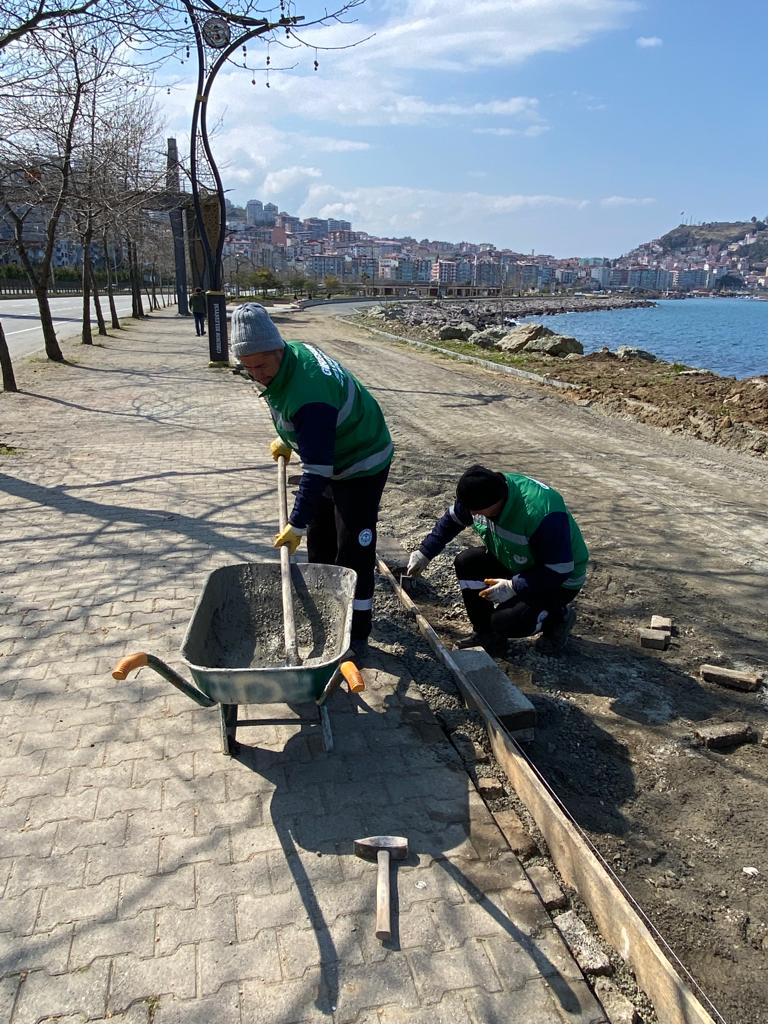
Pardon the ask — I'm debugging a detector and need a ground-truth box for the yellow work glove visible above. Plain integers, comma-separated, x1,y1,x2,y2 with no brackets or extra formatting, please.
273,524,304,555
270,438,292,463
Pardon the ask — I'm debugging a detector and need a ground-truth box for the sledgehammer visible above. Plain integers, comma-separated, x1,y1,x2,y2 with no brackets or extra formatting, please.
354,835,408,941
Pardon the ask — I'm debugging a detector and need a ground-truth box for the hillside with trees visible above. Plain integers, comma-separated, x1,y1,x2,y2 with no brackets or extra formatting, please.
658,218,767,253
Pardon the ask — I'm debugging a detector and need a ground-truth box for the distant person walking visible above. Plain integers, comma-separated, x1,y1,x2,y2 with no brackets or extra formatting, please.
189,287,206,336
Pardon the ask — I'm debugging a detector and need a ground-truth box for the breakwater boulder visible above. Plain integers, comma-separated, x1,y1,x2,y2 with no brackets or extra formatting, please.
438,321,478,341
496,323,584,357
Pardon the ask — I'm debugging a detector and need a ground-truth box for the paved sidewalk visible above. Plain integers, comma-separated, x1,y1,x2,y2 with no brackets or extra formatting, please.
0,313,606,1023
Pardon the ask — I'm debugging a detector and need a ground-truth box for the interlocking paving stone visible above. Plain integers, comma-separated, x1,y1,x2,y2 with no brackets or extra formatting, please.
199,934,282,994
37,876,120,930
155,896,236,955
0,890,42,935
0,923,74,976
13,961,110,1024
69,909,156,968
154,984,241,1024
108,946,196,1014
118,865,196,917
85,838,159,885
409,940,503,1003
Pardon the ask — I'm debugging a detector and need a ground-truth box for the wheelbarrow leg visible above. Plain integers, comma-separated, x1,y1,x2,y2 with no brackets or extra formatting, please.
318,704,333,753
219,704,238,756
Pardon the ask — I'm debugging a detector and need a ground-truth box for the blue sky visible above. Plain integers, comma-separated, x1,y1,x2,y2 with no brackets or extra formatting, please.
160,0,768,257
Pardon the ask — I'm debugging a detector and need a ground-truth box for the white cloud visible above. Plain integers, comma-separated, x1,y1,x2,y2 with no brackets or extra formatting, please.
473,124,549,137
301,183,589,233
304,0,638,72
636,35,663,47
600,195,656,207
262,166,322,196
305,137,372,152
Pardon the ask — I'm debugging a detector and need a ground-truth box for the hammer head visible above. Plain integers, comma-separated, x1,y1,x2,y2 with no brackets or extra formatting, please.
354,835,408,862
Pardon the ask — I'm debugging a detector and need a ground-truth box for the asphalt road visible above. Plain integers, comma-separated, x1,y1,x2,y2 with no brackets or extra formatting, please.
0,294,137,359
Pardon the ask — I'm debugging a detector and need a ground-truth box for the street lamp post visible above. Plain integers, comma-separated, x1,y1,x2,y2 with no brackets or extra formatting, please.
180,1,301,365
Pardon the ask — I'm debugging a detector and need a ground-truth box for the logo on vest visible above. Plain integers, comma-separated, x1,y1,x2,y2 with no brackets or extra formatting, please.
358,528,373,547
513,554,527,564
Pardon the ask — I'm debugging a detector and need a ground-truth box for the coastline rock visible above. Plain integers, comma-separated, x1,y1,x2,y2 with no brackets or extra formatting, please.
438,321,477,341
617,346,657,362
469,326,509,348
525,334,584,357
497,323,554,353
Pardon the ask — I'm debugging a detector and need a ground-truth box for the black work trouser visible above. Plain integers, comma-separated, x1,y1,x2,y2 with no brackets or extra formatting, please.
306,466,390,641
193,312,205,335
454,547,577,639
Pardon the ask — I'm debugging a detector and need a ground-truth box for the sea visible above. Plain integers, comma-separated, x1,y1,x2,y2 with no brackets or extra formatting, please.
518,296,768,380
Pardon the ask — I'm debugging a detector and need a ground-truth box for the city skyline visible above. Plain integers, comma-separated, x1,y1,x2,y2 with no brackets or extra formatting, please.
159,0,768,258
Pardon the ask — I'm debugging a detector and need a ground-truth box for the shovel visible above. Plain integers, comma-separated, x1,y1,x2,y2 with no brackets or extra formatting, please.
277,454,300,667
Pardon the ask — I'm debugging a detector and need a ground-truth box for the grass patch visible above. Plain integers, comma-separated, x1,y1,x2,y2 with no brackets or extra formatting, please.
0,444,19,456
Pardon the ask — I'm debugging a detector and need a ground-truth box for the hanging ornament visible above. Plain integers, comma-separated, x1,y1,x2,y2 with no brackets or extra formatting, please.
314,48,319,71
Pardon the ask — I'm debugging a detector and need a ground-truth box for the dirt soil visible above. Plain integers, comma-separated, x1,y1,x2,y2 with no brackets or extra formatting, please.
277,306,768,1024
354,308,768,460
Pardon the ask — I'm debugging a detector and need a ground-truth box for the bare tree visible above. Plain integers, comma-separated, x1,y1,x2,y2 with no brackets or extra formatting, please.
0,29,88,361
1,23,165,355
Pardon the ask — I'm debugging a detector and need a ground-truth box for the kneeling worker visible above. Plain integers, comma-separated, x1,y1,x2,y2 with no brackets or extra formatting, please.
407,465,588,656
231,303,393,655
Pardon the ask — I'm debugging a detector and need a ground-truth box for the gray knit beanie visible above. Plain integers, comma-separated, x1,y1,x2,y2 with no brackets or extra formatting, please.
230,303,284,358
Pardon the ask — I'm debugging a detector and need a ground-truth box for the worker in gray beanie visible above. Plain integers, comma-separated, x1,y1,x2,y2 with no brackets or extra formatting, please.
406,464,589,657
231,303,393,657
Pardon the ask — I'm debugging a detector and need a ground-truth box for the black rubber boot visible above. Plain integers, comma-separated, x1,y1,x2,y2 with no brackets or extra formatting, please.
454,631,507,658
536,606,576,655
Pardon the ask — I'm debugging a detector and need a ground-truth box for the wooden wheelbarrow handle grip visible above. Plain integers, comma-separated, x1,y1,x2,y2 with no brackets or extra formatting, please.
112,652,148,680
341,660,365,693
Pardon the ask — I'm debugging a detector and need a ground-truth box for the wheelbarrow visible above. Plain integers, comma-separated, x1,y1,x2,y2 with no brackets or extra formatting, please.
111,457,365,754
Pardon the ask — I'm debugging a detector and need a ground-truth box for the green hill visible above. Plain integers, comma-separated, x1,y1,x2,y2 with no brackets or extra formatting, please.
658,220,766,253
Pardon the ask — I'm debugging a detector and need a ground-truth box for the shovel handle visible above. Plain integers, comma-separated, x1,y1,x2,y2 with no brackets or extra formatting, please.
277,456,299,666
375,848,391,940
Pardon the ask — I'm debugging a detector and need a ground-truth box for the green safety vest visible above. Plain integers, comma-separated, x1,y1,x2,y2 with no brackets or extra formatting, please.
472,472,588,590
264,341,393,480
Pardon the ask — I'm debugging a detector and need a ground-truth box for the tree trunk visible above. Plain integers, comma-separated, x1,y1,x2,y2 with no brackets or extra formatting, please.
150,264,159,310
81,226,93,345
90,266,107,335
36,288,64,362
0,321,18,392
129,241,144,318
104,234,121,329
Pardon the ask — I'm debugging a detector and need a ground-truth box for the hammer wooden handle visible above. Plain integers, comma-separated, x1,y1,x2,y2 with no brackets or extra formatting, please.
375,848,391,940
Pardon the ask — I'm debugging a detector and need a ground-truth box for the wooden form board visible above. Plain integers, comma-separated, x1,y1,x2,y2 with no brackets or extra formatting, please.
377,557,721,1024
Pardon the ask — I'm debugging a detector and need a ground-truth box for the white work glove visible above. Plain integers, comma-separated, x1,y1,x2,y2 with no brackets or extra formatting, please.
406,550,430,577
479,578,516,604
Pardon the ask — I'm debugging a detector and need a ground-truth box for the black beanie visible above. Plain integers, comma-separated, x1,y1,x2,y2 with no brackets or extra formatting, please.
456,465,507,510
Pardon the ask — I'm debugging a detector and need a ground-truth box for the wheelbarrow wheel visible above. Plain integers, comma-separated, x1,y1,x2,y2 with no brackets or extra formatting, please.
219,704,238,755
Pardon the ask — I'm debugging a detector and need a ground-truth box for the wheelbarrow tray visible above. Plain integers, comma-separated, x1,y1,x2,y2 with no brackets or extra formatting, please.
180,561,357,705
